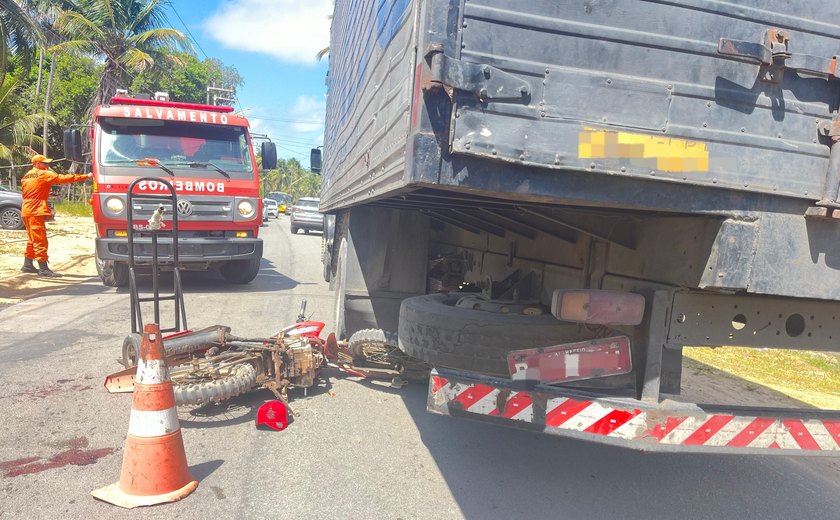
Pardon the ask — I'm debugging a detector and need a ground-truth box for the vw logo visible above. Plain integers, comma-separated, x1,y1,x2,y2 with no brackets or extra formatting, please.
176,200,194,217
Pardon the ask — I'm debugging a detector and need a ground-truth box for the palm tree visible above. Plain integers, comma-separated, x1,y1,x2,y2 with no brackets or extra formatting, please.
315,3,333,61
0,0,42,86
52,0,193,115
0,79,51,187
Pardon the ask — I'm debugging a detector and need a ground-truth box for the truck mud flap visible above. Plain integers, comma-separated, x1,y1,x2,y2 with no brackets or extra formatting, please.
427,368,840,456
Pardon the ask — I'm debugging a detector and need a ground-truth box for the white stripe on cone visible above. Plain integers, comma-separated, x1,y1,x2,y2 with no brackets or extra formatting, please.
136,359,169,385
128,408,180,437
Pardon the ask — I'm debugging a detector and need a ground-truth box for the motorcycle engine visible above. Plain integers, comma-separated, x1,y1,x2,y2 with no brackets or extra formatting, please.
283,337,323,388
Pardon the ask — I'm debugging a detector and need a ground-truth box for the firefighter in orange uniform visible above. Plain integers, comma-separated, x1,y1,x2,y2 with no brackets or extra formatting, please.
20,154,91,277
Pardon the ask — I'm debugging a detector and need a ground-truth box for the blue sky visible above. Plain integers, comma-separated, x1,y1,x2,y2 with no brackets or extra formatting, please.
172,0,332,168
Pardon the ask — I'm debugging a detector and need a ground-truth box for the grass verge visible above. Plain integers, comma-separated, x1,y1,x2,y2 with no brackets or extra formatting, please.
54,201,92,217
684,347,840,409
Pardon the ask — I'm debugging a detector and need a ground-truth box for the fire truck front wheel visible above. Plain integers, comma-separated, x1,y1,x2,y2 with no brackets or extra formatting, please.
96,254,129,287
220,258,261,284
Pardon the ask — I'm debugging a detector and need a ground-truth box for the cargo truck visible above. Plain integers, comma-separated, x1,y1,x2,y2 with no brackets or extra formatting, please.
316,0,840,455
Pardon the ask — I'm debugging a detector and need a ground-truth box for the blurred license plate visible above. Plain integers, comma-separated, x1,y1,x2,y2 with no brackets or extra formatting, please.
507,336,632,384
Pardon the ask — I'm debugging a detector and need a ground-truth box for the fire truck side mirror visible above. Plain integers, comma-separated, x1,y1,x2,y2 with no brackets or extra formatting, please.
310,148,322,174
63,128,83,163
261,142,277,170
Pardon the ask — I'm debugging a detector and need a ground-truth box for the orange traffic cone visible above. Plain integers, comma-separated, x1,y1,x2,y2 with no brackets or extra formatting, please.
92,323,198,508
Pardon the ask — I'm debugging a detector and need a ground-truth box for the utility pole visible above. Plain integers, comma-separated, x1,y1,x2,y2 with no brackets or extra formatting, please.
206,85,235,106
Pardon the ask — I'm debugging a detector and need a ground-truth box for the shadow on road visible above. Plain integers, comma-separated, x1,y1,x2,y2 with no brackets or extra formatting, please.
119,257,306,294
179,391,271,430
189,459,224,481
0,273,105,301
391,363,839,519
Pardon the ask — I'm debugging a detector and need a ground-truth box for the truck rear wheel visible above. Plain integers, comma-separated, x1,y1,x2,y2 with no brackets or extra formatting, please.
220,258,261,284
96,254,129,287
398,293,586,376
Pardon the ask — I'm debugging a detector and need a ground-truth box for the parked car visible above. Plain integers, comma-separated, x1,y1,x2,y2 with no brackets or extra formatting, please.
290,197,323,234
0,186,56,229
0,187,24,230
263,199,279,220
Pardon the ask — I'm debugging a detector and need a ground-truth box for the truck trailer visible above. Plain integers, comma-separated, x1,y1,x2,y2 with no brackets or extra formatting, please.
317,0,840,455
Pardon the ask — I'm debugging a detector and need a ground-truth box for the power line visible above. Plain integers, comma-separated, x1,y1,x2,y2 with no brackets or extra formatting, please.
170,5,247,114
252,116,326,125
171,6,209,60
275,144,308,159
270,136,324,146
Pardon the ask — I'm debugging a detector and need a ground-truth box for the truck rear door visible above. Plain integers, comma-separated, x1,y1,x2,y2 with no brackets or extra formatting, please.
445,0,840,202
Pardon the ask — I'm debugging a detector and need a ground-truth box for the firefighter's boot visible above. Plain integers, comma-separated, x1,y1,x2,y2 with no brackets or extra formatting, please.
20,257,38,273
37,261,61,278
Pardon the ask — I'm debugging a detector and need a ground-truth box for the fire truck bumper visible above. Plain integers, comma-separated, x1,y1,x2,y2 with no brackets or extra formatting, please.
96,237,263,264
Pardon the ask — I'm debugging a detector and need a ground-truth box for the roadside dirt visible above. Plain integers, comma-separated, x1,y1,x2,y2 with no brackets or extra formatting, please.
0,215,97,306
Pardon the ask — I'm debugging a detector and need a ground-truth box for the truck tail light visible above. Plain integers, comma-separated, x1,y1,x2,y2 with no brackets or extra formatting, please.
551,289,645,326
508,336,632,384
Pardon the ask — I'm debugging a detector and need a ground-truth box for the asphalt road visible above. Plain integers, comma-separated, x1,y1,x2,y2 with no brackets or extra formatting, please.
2,218,840,519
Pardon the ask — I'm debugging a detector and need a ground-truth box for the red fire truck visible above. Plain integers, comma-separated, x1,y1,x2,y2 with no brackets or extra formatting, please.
63,92,276,287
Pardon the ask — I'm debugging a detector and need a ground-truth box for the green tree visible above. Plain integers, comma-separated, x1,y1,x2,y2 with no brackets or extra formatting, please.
130,52,242,104
260,158,321,200
19,52,98,155
51,0,193,116
0,79,50,187
0,0,41,86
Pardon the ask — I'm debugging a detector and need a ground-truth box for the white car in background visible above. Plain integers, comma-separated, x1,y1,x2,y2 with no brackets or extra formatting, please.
263,199,279,221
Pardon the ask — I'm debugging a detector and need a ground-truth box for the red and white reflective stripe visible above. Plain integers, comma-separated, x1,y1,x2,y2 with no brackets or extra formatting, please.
136,359,169,385
489,391,534,422
432,377,534,422
128,408,180,437
431,381,840,452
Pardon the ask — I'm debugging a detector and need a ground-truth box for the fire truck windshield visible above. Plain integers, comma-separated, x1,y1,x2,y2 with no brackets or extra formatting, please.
98,117,254,179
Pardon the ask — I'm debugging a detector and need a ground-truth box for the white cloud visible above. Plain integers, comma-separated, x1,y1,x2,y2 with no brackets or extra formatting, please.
204,0,332,65
247,95,325,165
289,95,326,134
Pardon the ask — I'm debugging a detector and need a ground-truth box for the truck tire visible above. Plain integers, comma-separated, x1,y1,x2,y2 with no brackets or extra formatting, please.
172,362,257,406
220,258,261,284
398,293,586,376
291,225,299,234
96,254,129,287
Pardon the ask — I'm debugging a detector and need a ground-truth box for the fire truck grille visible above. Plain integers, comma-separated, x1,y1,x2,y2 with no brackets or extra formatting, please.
130,196,235,222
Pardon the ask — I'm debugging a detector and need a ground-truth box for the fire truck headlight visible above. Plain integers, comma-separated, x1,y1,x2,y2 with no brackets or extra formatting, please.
237,200,255,218
105,196,125,214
